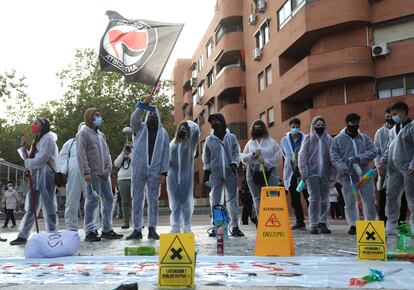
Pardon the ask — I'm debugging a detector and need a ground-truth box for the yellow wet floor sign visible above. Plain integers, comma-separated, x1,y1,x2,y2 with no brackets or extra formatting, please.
159,233,195,288
255,186,294,256
356,220,386,260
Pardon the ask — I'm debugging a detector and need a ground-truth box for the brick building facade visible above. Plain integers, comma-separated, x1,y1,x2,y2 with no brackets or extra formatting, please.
172,0,414,199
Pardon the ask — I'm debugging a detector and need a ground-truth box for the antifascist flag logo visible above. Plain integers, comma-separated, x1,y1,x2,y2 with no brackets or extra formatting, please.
99,11,183,85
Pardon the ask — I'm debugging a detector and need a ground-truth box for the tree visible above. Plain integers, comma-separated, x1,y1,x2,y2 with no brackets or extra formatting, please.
0,71,33,165
32,48,174,159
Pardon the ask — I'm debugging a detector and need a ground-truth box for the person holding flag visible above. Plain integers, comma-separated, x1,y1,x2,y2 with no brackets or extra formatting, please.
76,108,123,242
127,95,170,240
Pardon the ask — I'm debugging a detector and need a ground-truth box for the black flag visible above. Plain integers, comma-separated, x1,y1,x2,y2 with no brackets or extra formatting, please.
99,11,183,85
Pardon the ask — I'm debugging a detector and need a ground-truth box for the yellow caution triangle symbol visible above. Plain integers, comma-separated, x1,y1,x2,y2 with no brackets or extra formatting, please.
358,222,384,244
161,235,192,264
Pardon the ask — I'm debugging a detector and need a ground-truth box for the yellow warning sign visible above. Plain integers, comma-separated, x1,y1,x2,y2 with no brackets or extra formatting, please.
356,220,386,260
255,186,294,256
159,233,195,288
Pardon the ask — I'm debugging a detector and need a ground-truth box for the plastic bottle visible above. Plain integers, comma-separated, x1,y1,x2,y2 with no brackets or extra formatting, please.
296,179,306,193
124,246,156,256
217,228,224,256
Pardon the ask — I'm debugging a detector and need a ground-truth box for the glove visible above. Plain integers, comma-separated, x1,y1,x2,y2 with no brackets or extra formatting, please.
349,157,361,164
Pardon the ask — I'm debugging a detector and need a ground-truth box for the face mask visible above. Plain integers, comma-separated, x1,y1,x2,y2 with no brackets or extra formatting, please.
212,123,221,131
392,115,401,124
147,116,158,129
347,124,359,134
93,116,102,127
291,128,299,135
31,124,41,134
178,130,186,138
253,128,264,137
315,127,325,135
8,187,13,191
385,118,395,126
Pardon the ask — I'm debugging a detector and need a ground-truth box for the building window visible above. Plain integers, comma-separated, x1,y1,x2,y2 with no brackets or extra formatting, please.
265,65,272,86
260,112,266,124
199,110,206,127
192,91,198,106
198,82,205,98
183,104,190,118
278,0,306,29
206,39,213,59
207,98,216,115
228,122,248,140
258,72,265,92
267,107,274,127
207,69,215,87
254,20,270,50
197,55,204,72
376,74,414,99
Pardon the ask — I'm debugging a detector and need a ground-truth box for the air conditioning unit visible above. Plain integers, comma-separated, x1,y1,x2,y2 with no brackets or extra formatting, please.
252,48,262,61
372,43,389,57
256,0,266,13
190,77,197,87
248,14,257,25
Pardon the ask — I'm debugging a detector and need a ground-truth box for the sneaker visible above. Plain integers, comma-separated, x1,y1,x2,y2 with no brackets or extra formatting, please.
310,226,319,234
11,224,16,228
318,223,331,234
101,230,124,239
85,231,101,242
170,228,181,234
10,236,27,246
1,225,6,229
208,229,216,237
126,230,143,240
386,223,398,236
230,227,245,237
348,226,356,235
291,222,306,230
148,227,160,240
121,224,130,229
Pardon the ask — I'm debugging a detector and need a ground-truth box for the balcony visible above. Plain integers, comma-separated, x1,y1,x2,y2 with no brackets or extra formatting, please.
214,0,243,24
278,0,370,57
214,32,244,57
207,66,245,102
279,46,374,102
218,103,247,123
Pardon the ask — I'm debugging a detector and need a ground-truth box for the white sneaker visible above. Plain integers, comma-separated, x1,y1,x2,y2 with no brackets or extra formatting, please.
169,228,181,234
386,223,397,236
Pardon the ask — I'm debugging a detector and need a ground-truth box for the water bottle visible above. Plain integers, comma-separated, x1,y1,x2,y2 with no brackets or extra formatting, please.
296,179,306,193
124,246,156,256
217,228,224,256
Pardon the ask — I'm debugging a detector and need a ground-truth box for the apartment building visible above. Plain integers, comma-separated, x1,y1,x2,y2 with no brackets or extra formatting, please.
172,0,414,199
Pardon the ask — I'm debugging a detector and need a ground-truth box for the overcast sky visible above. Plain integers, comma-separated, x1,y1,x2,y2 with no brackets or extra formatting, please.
0,0,215,106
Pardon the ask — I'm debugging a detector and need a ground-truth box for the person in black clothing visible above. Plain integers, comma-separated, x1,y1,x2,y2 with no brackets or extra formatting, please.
239,168,258,226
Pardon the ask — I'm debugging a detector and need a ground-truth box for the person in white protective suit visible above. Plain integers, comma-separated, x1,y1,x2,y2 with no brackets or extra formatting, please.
127,96,170,240
57,123,86,231
167,120,200,233
241,119,282,219
330,113,377,235
203,113,245,237
77,108,123,242
379,101,414,235
10,117,58,245
298,116,337,234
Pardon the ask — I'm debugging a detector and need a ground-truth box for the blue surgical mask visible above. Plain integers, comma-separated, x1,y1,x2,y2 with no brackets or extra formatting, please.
392,115,401,124
291,128,300,135
93,116,103,127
